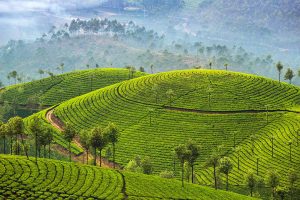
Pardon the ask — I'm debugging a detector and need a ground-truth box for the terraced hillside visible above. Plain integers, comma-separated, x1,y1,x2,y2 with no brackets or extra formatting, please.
32,70,300,191
0,68,146,117
0,155,254,200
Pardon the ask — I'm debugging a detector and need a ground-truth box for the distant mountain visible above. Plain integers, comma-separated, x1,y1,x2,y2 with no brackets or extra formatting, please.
196,0,300,33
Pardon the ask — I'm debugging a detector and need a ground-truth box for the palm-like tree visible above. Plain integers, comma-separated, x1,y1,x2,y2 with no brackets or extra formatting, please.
206,151,220,189
105,123,120,168
219,157,233,191
91,126,108,167
284,68,295,84
224,63,228,71
0,122,9,154
276,62,283,82
79,130,91,164
174,144,190,188
186,140,200,183
63,123,77,162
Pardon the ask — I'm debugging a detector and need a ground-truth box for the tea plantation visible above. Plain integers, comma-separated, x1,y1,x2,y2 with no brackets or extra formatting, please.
0,155,254,200
46,69,300,188
0,68,146,110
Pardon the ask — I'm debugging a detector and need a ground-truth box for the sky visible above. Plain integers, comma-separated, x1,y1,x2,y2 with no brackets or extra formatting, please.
0,0,105,45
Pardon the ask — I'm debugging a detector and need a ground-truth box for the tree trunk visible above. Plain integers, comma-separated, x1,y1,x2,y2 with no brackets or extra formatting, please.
113,143,116,169
3,135,6,154
43,145,46,158
35,132,38,162
181,162,184,188
191,164,194,183
86,149,89,164
99,149,102,167
20,134,28,159
48,143,51,159
94,148,97,166
226,173,229,191
213,164,217,189
10,137,12,155
69,141,71,162
278,72,281,83
250,188,253,197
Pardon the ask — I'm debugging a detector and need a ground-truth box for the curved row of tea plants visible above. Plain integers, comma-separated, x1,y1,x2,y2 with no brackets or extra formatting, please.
30,70,300,193
0,68,146,106
0,155,254,200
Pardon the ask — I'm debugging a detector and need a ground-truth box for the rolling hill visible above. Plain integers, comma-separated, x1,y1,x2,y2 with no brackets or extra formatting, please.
0,68,146,119
0,155,254,200
24,69,300,197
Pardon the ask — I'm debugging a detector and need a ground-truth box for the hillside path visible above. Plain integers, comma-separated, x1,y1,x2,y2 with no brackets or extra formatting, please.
46,108,120,169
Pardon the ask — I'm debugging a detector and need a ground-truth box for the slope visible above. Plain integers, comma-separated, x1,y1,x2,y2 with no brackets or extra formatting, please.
0,155,254,200
31,69,300,190
0,68,146,118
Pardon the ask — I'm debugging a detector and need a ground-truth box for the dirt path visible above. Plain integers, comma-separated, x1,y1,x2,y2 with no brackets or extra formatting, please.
46,108,121,169
163,106,299,114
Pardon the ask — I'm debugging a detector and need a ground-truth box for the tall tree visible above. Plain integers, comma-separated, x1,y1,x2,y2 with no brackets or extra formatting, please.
284,68,295,84
105,122,120,168
288,168,298,200
91,126,108,167
276,62,283,82
79,130,91,164
206,151,221,189
186,140,200,183
174,144,190,187
224,63,228,71
267,170,280,198
29,116,43,162
166,89,175,107
0,123,9,154
63,123,77,162
45,127,53,159
219,157,233,191
7,116,25,156
245,170,257,197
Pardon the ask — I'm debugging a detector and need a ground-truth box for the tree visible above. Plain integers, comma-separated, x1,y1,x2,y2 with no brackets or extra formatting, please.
151,84,160,104
186,140,200,183
0,123,9,154
45,127,53,159
245,171,257,197
38,69,45,78
276,186,288,200
206,151,220,189
7,116,25,156
276,62,283,82
288,168,298,200
63,123,77,162
57,63,64,74
288,140,292,161
234,146,242,170
141,156,153,174
29,116,43,161
174,144,190,187
90,126,108,167
8,71,18,84
105,122,120,168
284,68,295,84
150,64,154,74
79,130,91,164
219,157,233,191
267,170,280,198
224,63,228,71
166,89,175,107
209,62,212,69
139,66,145,72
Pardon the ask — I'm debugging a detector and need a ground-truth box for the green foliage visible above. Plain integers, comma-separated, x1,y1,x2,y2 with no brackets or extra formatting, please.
0,155,254,200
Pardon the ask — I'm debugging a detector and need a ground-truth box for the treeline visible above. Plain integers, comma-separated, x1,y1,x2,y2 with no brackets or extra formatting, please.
37,18,164,45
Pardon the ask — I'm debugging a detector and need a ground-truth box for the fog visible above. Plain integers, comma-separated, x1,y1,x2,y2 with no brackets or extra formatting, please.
0,0,299,85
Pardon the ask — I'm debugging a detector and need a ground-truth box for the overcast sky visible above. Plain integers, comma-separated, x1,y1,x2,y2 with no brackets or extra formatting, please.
0,0,107,45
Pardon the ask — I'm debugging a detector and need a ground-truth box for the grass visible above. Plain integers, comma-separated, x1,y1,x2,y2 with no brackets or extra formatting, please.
0,155,254,200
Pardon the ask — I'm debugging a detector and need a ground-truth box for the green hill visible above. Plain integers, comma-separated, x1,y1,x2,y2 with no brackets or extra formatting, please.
26,69,300,197
0,68,146,118
0,155,254,200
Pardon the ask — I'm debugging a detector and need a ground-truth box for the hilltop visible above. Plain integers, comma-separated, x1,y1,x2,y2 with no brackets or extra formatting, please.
0,155,254,200
0,68,146,119
25,69,300,197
